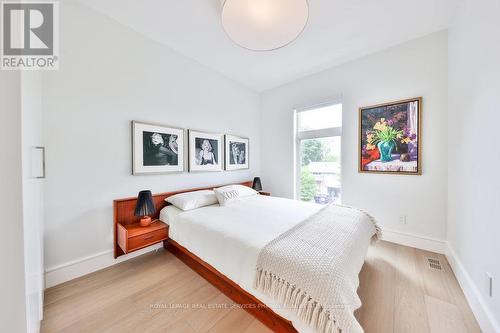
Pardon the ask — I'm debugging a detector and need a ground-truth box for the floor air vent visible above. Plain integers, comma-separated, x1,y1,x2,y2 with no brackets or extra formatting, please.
427,258,442,271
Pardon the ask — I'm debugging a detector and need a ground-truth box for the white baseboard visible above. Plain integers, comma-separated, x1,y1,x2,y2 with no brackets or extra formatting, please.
446,244,500,333
381,228,447,254
44,243,163,288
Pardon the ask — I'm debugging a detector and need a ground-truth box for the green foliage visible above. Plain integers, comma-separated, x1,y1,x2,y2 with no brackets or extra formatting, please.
300,167,317,202
371,126,403,148
301,139,324,166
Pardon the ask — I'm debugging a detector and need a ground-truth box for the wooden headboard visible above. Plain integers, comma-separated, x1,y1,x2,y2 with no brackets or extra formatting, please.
113,181,253,258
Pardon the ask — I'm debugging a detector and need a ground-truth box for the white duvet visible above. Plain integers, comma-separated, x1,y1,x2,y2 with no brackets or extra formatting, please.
159,195,326,332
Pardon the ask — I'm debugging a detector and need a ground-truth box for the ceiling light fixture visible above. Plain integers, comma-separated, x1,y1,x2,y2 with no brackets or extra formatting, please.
221,0,309,51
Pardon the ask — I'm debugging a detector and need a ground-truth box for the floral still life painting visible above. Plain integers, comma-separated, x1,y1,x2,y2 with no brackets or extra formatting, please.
359,98,421,174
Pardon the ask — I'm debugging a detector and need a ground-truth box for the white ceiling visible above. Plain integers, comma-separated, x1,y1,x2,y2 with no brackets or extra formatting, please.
79,0,458,92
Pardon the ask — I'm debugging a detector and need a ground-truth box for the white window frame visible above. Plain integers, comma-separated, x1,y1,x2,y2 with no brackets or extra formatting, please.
293,102,343,200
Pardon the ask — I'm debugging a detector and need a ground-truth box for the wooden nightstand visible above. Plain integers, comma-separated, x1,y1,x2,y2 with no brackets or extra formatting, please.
117,220,168,255
259,191,271,196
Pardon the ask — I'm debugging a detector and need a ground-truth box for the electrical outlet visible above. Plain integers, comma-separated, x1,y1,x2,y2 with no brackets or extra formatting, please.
486,273,493,297
399,215,407,225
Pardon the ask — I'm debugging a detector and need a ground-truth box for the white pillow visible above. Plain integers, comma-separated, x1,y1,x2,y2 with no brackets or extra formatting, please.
214,187,240,206
166,190,218,211
214,185,258,206
215,185,258,197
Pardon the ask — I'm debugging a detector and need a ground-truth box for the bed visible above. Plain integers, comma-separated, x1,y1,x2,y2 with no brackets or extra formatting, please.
160,194,321,332
113,182,379,333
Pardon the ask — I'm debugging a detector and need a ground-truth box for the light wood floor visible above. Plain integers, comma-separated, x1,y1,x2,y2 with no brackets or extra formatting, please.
41,241,481,333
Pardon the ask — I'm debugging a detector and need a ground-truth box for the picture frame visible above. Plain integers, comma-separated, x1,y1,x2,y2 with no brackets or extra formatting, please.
188,130,224,172
132,121,185,175
224,135,249,171
359,97,422,175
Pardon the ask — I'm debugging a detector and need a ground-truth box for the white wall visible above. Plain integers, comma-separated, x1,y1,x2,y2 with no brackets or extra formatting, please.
42,2,261,271
448,0,500,330
261,31,448,240
0,72,28,332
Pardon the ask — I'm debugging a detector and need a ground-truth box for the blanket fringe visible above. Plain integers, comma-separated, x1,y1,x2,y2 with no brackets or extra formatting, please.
254,269,341,333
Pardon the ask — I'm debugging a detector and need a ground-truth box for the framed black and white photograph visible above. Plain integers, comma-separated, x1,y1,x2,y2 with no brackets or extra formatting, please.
225,135,249,171
188,130,223,172
132,121,184,175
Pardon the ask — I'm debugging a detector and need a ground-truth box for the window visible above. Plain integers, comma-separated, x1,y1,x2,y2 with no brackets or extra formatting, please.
295,103,342,205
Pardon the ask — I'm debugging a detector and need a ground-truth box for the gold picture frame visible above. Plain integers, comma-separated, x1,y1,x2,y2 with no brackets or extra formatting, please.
358,97,422,175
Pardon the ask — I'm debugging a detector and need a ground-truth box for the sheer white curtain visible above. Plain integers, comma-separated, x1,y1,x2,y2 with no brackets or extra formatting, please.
407,101,418,158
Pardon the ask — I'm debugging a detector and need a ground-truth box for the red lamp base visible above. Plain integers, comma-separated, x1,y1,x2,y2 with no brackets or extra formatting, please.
139,216,152,227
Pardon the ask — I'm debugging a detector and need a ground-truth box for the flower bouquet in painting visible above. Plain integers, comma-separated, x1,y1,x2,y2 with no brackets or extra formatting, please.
359,98,421,174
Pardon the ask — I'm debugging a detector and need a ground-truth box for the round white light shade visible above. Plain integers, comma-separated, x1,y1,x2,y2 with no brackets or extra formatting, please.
221,0,309,51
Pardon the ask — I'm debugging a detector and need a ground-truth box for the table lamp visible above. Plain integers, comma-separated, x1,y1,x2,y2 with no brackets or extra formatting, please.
134,190,155,227
252,177,262,192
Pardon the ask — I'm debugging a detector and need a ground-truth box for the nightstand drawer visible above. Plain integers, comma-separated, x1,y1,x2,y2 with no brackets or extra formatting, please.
128,228,168,252
117,220,169,255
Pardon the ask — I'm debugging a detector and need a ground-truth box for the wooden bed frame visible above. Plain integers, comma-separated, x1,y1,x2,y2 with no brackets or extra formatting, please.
113,181,297,333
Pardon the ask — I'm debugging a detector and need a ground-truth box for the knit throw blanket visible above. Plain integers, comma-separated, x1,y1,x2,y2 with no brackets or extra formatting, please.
254,204,381,333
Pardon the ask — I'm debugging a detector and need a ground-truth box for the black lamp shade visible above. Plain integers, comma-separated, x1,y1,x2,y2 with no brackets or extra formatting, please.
134,190,155,217
252,177,262,192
